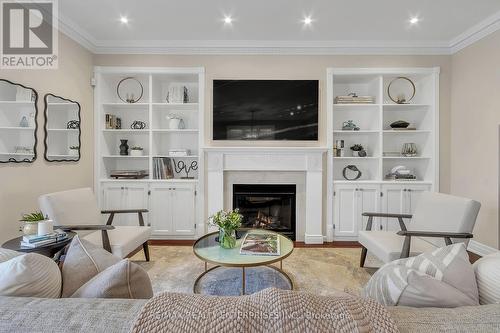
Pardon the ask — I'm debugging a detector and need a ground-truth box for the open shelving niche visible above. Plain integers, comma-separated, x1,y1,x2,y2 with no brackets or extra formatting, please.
94,67,205,238
326,68,439,240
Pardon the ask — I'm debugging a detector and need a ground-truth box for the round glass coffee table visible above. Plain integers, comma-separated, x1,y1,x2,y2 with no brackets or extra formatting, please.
193,229,294,296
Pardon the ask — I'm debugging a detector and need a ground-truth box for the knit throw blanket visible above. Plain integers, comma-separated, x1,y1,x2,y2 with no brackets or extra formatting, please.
131,288,398,333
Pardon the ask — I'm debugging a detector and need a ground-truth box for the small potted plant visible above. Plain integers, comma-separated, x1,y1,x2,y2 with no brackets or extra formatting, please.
130,146,144,156
350,144,367,157
209,209,243,249
69,146,79,156
19,211,47,236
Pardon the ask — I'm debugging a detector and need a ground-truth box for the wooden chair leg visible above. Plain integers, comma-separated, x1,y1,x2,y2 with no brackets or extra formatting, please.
143,242,150,262
360,246,368,267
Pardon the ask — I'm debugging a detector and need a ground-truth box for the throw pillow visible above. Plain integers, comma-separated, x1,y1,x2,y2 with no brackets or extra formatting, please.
473,252,500,304
0,253,61,298
71,259,153,299
61,235,120,297
363,243,479,307
0,248,21,263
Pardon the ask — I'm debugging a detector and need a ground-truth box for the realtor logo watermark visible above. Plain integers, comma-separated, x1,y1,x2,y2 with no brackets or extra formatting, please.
1,0,58,69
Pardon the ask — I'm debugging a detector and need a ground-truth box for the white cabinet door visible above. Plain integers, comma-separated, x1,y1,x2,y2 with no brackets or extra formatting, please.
102,183,148,226
357,186,380,231
150,186,173,236
171,185,196,235
124,184,149,226
102,184,127,225
149,184,196,236
333,185,358,237
404,185,431,215
382,185,405,231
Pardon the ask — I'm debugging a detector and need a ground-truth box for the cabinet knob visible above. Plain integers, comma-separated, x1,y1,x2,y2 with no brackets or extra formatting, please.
359,188,363,192
407,189,412,192
403,189,407,192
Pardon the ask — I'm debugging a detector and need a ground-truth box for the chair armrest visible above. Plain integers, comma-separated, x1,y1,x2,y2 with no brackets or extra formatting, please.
397,230,473,238
362,212,413,219
57,225,115,231
101,209,148,214
362,212,411,231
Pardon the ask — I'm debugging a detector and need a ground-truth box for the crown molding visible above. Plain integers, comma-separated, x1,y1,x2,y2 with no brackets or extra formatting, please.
57,10,500,56
57,12,97,53
91,39,450,55
449,10,500,54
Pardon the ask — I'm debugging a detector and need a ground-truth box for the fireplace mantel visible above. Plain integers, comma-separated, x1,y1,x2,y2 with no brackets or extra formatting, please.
205,147,327,244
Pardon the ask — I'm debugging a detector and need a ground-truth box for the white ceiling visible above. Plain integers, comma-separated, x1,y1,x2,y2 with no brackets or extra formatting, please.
58,0,500,54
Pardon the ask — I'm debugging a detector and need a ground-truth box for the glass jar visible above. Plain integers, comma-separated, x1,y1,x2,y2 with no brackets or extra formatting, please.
219,228,237,249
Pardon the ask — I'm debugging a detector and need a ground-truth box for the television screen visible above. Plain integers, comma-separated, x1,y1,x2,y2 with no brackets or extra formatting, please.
213,80,319,140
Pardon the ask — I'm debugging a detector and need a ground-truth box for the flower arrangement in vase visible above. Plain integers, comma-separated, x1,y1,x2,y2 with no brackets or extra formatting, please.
208,209,243,249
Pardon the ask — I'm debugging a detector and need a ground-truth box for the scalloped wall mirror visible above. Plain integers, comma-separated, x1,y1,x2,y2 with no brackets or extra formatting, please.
0,79,38,163
44,93,81,162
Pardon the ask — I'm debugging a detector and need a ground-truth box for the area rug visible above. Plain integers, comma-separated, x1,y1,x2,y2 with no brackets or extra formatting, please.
132,246,381,296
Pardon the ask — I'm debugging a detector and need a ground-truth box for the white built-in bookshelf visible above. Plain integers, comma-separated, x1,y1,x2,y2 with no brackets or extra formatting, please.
94,67,204,239
326,68,439,241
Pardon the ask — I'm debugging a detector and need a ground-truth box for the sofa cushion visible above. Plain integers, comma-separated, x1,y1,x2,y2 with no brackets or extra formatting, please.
83,226,151,259
61,236,120,297
0,253,61,298
71,259,153,299
0,296,146,333
359,230,436,263
363,243,479,307
473,252,500,304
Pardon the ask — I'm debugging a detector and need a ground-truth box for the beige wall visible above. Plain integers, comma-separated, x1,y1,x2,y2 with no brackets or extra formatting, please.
450,30,500,249
0,33,93,243
0,37,456,244
94,54,452,194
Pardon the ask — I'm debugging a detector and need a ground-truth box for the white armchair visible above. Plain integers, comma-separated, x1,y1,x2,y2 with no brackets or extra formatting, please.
359,192,481,267
39,188,151,261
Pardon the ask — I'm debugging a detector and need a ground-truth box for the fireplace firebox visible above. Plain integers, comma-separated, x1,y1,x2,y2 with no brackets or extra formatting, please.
232,184,296,240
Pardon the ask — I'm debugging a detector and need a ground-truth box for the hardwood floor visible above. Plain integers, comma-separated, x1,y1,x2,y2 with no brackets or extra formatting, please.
147,239,361,248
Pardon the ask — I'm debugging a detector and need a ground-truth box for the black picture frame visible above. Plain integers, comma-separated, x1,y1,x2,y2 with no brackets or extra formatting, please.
0,79,38,164
43,93,81,162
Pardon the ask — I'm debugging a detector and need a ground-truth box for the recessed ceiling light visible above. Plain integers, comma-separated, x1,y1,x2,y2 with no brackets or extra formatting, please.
409,16,419,25
223,16,233,25
302,16,313,26
120,16,129,24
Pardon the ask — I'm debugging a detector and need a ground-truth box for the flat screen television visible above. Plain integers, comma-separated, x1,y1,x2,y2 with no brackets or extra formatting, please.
213,80,319,140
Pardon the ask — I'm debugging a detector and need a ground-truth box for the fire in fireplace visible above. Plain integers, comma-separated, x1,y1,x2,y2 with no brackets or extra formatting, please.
232,184,296,240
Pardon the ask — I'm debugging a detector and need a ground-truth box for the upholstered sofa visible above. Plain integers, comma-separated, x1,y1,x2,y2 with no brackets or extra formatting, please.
0,295,499,333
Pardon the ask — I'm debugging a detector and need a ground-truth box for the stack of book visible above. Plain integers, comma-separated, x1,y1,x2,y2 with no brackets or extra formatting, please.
168,149,190,157
20,230,68,248
153,157,174,179
109,170,149,179
334,95,376,104
105,114,122,129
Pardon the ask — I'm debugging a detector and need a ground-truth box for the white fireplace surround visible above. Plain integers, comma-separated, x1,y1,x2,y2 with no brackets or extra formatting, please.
205,147,327,244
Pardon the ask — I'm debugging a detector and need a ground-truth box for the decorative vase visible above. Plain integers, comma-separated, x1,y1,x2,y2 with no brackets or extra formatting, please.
119,139,129,156
168,118,181,129
219,228,237,249
22,223,38,236
130,149,143,156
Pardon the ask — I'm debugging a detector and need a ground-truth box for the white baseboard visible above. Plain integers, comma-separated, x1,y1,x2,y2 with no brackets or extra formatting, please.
304,233,324,244
467,240,499,257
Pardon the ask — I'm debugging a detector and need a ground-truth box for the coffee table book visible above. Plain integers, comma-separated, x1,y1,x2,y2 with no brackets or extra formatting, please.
239,232,281,256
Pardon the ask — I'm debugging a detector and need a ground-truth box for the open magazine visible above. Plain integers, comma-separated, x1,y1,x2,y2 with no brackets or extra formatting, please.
240,232,280,256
